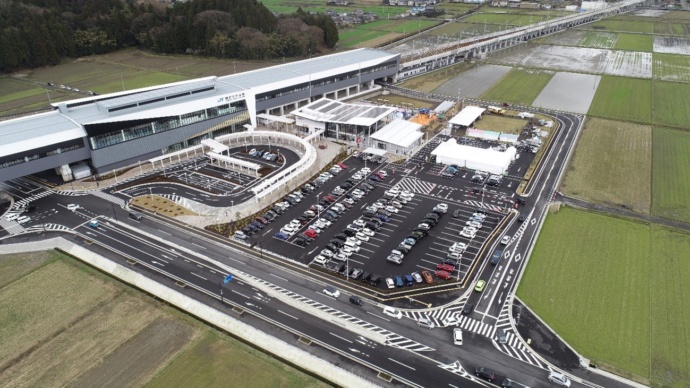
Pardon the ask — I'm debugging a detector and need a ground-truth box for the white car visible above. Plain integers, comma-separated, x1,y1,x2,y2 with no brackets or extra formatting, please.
352,189,365,197
463,226,478,234
317,218,332,227
435,203,448,213
400,190,414,198
320,249,335,258
391,200,403,209
518,112,535,119
500,235,511,245
353,218,366,227
338,249,353,257
360,167,371,174
449,242,467,253
342,245,360,254
313,255,328,265
385,278,395,289
460,228,476,238
453,328,464,345
16,216,31,224
547,371,571,387
352,173,364,180
472,212,487,219
346,237,362,246
323,286,340,298
382,306,402,319
361,228,375,237
466,220,482,229
67,204,81,211
280,227,296,236
344,198,355,205
448,252,462,261
378,170,388,177
355,232,370,241
385,206,398,214
289,219,301,227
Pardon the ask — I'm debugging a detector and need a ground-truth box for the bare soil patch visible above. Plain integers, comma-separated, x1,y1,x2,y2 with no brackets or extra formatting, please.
131,195,198,217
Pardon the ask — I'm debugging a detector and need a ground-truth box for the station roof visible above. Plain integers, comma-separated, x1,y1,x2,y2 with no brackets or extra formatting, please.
0,111,85,156
449,106,486,126
370,119,423,148
291,98,396,127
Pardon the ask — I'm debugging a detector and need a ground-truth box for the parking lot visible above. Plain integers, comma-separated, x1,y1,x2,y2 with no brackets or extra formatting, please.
248,134,531,293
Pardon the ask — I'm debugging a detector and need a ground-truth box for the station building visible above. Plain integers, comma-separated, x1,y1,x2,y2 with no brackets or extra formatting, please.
0,49,399,182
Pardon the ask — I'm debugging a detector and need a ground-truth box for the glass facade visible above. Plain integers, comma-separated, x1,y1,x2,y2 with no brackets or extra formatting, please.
88,100,247,150
162,111,250,154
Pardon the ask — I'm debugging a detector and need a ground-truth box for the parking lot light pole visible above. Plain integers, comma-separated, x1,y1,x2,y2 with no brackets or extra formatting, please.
316,191,322,218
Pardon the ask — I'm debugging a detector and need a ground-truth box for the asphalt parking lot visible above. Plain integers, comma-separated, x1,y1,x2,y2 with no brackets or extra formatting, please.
253,134,530,292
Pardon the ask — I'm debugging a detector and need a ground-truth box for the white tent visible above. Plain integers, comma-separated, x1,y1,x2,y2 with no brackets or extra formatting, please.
431,138,516,174
369,119,423,154
449,106,486,128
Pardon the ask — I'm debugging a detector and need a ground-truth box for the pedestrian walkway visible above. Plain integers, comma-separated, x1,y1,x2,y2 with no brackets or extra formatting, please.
13,190,53,209
395,177,437,195
403,297,496,338
463,200,503,212
492,301,547,369
0,217,25,235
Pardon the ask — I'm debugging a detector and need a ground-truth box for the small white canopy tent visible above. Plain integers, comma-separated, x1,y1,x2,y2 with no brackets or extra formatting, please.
431,138,516,175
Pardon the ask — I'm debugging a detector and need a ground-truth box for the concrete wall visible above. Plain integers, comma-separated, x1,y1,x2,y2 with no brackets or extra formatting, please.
0,144,91,182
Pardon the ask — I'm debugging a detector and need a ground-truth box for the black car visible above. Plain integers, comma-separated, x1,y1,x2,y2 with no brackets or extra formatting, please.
452,209,463,218
285,197,297,205
294,238,308,246
396,245,411,254
334,233,348,241
323,213,336,221
361,182,375,191
411,231,425,240
326,243,339,252
330,239,344,248
516,198,526,205
298,233,314,242
264,211,277,221
363,210,376,218
461,303,475,315
369,275,382,286
472,187,484,194
271,206,283,214
319,199,330,207
360,271,372,282
343,229,356,237
475,367,495,382
443,258,459,268
250,221,264,229
241,226,254,235
421,218,438,226
365,222,380,231
301,187,310,194
425,213,440,220
369,175,382,182
518,214,527,222
490,249,503,265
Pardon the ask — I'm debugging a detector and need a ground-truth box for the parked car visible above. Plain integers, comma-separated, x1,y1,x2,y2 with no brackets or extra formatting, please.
421,271,433,283
435,270,452,280
475,367,496,382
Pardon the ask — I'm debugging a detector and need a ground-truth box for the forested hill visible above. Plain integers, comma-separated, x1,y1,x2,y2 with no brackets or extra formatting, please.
0,0,339,73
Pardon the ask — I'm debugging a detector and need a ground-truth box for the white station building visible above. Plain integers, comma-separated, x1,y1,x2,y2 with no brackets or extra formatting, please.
0,49,399,182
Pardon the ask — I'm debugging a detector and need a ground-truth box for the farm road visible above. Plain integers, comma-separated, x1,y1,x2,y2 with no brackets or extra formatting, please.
558,194,690,233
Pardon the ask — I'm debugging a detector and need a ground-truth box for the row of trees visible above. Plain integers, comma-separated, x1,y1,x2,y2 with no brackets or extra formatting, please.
0,0,339,72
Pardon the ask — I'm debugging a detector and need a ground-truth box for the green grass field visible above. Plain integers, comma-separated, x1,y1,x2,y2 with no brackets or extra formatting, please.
339,19,440,47
652,127,690,223
436,2,476,18
561,118,652,213
614,33,653,52
479,68,553,105
519,208,690,386
652,81,690,128
518,208,652,383
588,76,652,124
653,53,690,82
578,31,617,48
259,0,394,18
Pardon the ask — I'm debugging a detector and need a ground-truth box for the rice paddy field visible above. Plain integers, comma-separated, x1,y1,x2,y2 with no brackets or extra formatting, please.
518,207,690,386
652,127,690,224
0,251,326,387
339,19,441,48
614,33,653,52
578,31,617,49
561,118,652,214
587,76,652,124
587,19,655,34
653,53,690,82
479,68,554,105
652,81,690,128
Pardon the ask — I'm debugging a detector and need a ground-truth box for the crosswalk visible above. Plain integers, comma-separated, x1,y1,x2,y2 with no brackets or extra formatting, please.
492,302,547,369
403,297,496,338
13,190,53,209
394,177,437,195
463,200,503,213
0,217,26,235
90,191,126,207
24,224,71,233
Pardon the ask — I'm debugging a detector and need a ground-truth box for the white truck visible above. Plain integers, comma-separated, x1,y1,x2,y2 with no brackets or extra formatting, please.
518,112,534,119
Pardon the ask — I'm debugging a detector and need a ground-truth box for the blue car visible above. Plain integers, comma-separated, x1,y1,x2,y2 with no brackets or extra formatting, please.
369,175,382,182
404,274,415,286
376,214,390,222
274,232,288,240
394,275,404,287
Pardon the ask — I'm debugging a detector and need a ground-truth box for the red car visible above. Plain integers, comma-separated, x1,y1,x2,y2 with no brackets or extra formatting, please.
375,172,385,180
435,270,452,280
437,263,454,272
337,163,348,169
323,195,335,203
304,229,318,238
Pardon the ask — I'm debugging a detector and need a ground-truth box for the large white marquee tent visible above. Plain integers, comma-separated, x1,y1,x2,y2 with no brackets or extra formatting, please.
431,138,516,174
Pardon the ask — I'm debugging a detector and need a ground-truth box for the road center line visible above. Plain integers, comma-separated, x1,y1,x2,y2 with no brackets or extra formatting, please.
190,272,207,280
191,242,207,249
156,229,171,235
231,290,250,299
270,273,288,282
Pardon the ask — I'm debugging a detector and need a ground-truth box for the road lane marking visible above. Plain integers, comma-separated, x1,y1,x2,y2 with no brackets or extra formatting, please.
367,312,390,322
191,242,207,249
232,290,250,299
270,273,288,282
191,272,207,280
330,332,353,343
388,358,416,370
156,229,171,235
278,310,298,320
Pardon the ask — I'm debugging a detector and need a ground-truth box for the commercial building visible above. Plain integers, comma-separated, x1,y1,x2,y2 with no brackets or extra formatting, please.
0,49,399,182
368,119,424,155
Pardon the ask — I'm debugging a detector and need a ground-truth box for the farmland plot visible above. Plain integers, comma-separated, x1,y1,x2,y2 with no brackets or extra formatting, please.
602,51,652,78
588,76,652,124
488,45,607,74
652,127,690,223
632,9,668,17
532,72,600,113
653,36,690,55
614,33,653,52
579,31,617,49
545,30,587,46
653,81,690,128
562,118,652,213
653,53,690,82
480,68,553,105
431,64,512,97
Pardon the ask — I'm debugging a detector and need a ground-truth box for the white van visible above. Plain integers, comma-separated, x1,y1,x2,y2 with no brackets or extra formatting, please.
417,318,435,329
67,204,80,212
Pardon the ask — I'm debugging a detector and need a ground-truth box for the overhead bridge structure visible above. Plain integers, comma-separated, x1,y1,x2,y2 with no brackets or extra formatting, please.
398,0,645,79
